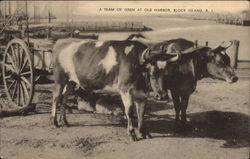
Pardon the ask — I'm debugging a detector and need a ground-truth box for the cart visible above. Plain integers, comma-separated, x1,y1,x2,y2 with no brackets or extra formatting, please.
0,1,99,110
1,29,98,109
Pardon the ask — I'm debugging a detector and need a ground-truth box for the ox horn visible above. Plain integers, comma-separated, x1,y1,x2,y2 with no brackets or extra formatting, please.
218,41,225,47
215,41,233,50
213,41,225,50
142,48,153,62
149,53,181,63
168,53,181,62
142,48,166,61
167,45,181,62
223,41,234,50
142,47,181,64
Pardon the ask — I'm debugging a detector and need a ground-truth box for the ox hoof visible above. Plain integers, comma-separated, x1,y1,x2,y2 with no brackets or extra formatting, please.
138,132,152,139
50,116,59,128
138,133,145,139
128,130,138,141
60,121,69,127
129,135,138,142
145,132,152,139
59,118,70,127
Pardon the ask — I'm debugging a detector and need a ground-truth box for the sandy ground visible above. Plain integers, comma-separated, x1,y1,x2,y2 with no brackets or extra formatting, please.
0,68,249,159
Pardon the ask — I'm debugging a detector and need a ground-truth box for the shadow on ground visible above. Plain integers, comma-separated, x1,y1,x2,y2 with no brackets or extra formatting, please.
146,110,249,148
66,94,250,149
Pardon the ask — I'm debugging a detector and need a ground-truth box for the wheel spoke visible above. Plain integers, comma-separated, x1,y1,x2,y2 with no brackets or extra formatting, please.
14,45,20,67
4,75,11,79
6,52,16,66
20,71,31,76
21,76,31,87
20,57,28,73
19,47,24,68
16,44,21,68
10,45,18,65
4,63,16,73
8,80,16,90
11,81,18,101
6,53,19,72
21,81,29,98
20,83,25,106
17,81,20,106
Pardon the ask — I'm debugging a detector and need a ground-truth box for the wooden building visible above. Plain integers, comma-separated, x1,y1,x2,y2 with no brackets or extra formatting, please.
216,9,250,26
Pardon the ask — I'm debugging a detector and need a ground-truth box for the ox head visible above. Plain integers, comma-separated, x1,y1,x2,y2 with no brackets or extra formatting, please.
141,47,181,98
205,41,238,83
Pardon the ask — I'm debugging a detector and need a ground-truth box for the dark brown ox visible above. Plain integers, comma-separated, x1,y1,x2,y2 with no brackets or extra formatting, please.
151,38,238,129
52,38,180,141
127,33,180,100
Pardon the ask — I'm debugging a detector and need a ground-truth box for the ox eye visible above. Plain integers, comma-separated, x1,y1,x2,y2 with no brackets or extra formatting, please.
216,61,225,67
219,60,224,64
215,59,224,65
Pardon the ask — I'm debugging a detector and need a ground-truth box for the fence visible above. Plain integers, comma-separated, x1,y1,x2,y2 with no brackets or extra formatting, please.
56,21,150,32
215,12,250,26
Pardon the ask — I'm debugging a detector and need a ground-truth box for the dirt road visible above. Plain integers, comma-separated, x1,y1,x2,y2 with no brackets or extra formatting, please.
0,71,249,159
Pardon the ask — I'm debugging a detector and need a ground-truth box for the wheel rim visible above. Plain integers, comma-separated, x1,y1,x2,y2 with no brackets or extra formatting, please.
2,38,34,108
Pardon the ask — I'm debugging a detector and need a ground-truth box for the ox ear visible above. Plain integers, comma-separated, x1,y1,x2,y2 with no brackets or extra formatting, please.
224,52,231,65
141,48,153,64
160,45,166,52
142,48,166,61
221,41,233,50
206,50,215,61
138,32,147,39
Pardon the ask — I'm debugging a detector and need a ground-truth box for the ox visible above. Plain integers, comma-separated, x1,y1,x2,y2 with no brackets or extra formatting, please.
127,33,183,101
127,34,238,130
152,39,238,130
52,38,180,141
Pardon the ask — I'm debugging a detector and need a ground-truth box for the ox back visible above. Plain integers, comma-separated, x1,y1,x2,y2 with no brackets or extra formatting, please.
150,38,194,52
53,39,148,91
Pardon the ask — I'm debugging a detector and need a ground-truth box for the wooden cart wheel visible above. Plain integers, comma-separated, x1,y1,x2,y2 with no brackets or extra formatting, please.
2,38,34,108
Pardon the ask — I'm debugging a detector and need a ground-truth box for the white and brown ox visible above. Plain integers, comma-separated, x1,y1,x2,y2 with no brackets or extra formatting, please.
51,38,180,141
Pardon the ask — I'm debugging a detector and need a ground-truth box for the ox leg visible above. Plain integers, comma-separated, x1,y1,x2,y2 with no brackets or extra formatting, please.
180,94,190,125
51,83,64,127
59,81,76,127
171,90,182,132
120,91,137,141
135,100,152,139
171,91,181,122
51,65,66,127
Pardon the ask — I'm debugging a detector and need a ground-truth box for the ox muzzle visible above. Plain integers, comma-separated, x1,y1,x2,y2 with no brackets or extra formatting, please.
227,76,238,83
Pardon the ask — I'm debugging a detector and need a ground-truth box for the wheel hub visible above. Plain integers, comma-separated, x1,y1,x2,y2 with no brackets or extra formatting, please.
11,72,21,80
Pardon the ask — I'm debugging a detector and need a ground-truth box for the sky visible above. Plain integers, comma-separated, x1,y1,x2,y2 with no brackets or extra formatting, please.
1,1,249,17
